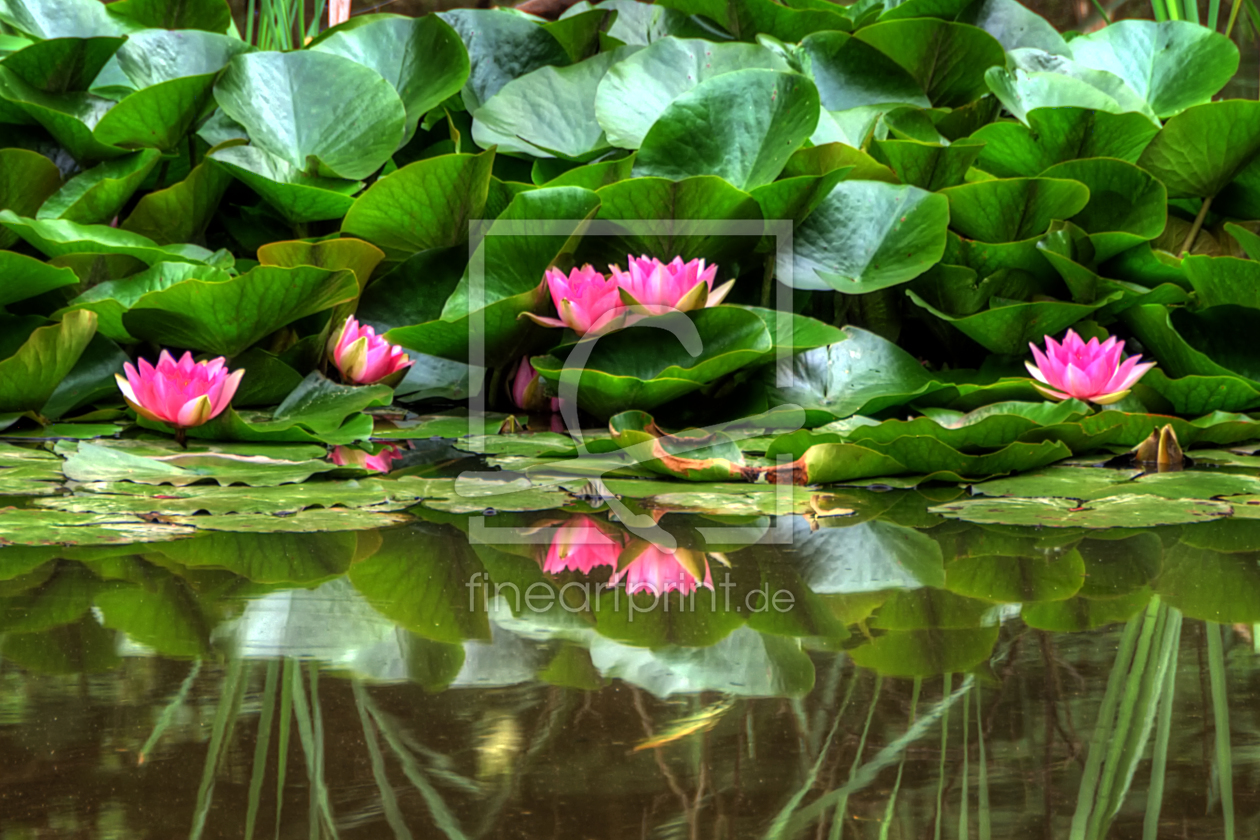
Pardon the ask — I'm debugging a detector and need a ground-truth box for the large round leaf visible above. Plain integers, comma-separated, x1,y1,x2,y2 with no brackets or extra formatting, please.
594,38,789,149
0,148,60,247
799,31,929,111
105,0,232,32
473,48,629,159
93,73,219,150
0,0,134,38
0,251,78,308
634,68,819,191
938,177,1090,244
984,49,1158,126
532,307,772,418
0,210,215,264
311,15,469,139
119,158,232,245
0,309,97,413
36,149,159,224
1040,158,1166,262
122,265,360,356
213,50,406,181
207,144,362,225
342,150,495,258
588,175,762,268
55,261,231,342
1137,99,1260,199
1068,20,1237,119
0,67,126,163
1124,303,1260,385
957,0,1069,55
115,29,251,86
792,179,949,292
852,19,1005,108
438,8,570,112
0,36,124,92
906,288,1121,354
972,107,1159,178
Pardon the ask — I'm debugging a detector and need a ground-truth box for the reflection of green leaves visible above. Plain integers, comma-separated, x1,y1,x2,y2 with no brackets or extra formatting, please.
946,550,1085,603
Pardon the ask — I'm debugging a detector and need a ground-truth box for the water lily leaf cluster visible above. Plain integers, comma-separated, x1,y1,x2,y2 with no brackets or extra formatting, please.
3,0,1260,486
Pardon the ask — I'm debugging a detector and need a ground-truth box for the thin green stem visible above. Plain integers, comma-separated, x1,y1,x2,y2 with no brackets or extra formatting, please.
1181,196,1214,255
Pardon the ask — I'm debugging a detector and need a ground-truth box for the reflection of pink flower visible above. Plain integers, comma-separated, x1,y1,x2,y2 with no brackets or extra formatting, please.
1027,329,1155,404
525,265,625,336
542,516,623,575
115,350,243,429
330,316,413,385
331,444,403,473
612,545,713,596
610,255,731,313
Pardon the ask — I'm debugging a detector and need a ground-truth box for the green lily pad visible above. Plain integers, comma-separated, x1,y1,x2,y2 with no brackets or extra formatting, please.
799,30,929,111
1139,368,1260,414
654,0,850,42
341,150,494,258
608,410,752,481
533,307,772,419
0,210,214,264
1,36,124,92
36,148,160,224
1067,20,1237,119
588,175,762,269
0,309,96,413
594,38,789,149
634,68,819,191
972,107,1160,178
0,0,134,39
92,73,220,151
1039,158,1166,262
180,372,390,445
105,0,232,31
984,50,1158,126
474,48,631,159
1137,99,1260,199
118,158,232,245
208,144,363,225
311,15,469,140
0,250,78,308
798,437,1070,484
54,260,230,343
853,19,1006,108
0,67,128,162
60,440,339,486
168,509,412,533
869,137,983,191
0,148,60,247
792,179,949,292
930,494,1232,528
762,328,952,424
122,264,358,356
0,509,194,546
939,176,1090,244
438,8,570,112
213,50,406,180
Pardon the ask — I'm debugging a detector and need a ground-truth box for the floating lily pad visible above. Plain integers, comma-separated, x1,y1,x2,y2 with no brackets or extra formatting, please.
60,440,339,486
0,509,194,546
930,494,1232,528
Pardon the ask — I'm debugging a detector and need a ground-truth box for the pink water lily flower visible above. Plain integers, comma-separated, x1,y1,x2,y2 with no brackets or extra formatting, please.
331,444,403,473
115,350,243,429
510,356,561,414
1027,329,1155,405
542,515,624,575
612,544,713,597
610,255,733,313
330,316,413,385
523,265,626,336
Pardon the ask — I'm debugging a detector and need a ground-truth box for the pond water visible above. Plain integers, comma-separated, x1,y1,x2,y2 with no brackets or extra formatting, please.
2,485,1259,840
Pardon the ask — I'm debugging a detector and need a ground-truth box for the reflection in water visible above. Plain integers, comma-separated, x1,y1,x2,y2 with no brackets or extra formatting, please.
2,498,1260,837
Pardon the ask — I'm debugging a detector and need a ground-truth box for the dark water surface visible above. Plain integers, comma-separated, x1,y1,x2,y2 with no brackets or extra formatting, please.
2,497,1259,840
